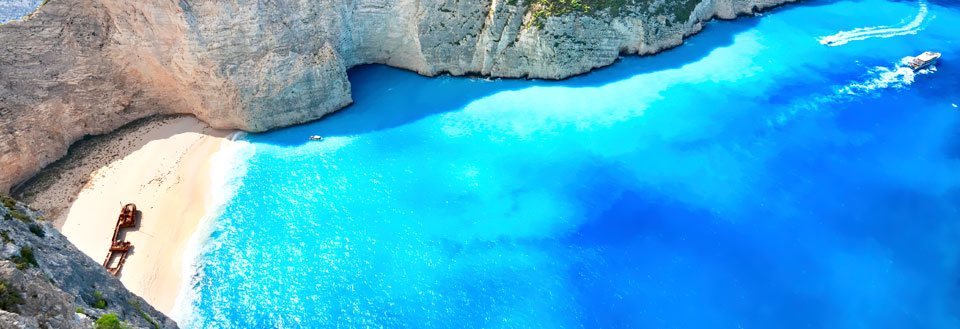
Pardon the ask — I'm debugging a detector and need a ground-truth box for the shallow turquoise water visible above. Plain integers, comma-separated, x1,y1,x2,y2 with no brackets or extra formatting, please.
185,0,960,327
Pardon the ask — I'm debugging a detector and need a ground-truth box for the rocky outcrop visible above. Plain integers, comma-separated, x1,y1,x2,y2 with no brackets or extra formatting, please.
0,195,176,328
0,0,796,193
0,0,231,195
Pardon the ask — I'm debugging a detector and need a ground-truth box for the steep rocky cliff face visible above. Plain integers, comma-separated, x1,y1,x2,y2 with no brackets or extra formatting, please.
0,195,176,328
0,0,795,193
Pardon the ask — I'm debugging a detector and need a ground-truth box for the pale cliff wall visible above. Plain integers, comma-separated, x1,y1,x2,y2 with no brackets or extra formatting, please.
0,0,796,193
0,0,235,194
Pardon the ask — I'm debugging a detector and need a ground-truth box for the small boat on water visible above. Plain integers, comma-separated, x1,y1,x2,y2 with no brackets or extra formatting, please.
909,51,941,70
819,36,841,46
309,135,324,141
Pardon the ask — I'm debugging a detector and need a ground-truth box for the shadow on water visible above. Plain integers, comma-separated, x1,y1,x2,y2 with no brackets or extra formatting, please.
250,5,812,146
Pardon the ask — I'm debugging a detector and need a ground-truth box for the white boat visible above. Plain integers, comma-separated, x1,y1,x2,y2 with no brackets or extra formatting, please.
309,135,324,141
909,51,941,70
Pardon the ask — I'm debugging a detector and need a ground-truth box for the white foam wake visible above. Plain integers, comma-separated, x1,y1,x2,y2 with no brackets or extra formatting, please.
818,0,928,47
839,56,937,95
767,57,936,127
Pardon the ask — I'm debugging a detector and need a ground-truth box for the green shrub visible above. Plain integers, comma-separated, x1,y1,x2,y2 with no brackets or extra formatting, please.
665,0,701,22
527,0,592,28
0,280,24,313
0,195,15,210
94,313,122,329
1,195,33,223
76,306,85,314
8,209,30,223
92,290,107,309
130,299,161,329
522,0,703,29
10,247,38,270
0,231,12,244
27,223,44,237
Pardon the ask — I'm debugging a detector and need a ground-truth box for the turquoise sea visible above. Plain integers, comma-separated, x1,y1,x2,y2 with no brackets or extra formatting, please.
178,0,960,327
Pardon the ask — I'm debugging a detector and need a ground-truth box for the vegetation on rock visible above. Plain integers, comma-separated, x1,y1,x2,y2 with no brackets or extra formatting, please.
0,280,24,313
0,195,15,210
131,300,161,329
92,290,108,309
2,195,33,223
515,0,704,28
8,210,29,222
28,223,44,237
94,313,125,329
10,246,38,270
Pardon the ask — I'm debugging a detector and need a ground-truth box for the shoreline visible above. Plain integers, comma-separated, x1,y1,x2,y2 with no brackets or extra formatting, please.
16,115,236,318
171,132,250,325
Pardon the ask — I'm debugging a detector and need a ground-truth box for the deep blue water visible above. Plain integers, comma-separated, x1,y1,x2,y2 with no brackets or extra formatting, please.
184,0,960,327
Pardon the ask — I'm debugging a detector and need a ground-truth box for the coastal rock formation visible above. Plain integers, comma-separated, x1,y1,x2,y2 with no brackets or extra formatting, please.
0,0,795,193
0,196,176,328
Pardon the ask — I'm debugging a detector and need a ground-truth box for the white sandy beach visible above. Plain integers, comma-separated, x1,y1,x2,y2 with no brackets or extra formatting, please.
47,116,234,316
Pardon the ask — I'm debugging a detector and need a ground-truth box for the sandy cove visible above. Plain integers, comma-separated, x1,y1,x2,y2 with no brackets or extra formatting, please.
15,115,235,318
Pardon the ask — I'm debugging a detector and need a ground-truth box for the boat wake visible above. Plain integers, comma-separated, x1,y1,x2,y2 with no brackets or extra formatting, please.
839,61,923,96
818,0,928,46
768,57,935,127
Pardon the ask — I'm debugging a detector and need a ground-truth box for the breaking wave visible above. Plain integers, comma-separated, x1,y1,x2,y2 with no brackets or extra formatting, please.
818,1,928,46
171,134,254,326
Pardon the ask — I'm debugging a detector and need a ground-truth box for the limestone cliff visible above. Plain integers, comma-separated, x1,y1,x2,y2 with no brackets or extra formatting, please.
0,195,176,328
0,0,795,193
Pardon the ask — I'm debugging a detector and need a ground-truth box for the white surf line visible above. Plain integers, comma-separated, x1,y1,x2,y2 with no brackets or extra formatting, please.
170,132,252,326
818,0,928,46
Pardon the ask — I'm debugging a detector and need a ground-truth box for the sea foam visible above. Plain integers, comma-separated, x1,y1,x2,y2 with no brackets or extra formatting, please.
171,133,254,326
767,56,936,128
818,0,928,46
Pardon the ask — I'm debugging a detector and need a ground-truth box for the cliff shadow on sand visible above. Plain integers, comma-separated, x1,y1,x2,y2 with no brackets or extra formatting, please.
12,115,226,227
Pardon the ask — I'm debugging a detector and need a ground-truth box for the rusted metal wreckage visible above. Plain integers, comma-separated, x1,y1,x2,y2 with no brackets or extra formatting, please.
103,203,138,276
